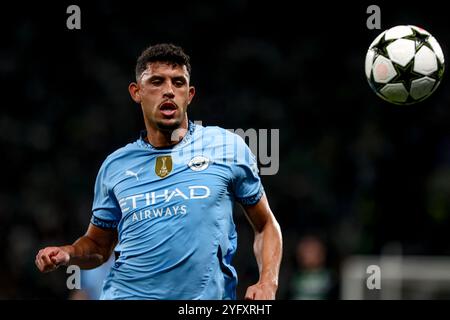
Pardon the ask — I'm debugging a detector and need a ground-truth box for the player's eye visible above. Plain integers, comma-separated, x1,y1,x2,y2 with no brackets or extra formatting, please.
151,79,162,86
173,79,186,87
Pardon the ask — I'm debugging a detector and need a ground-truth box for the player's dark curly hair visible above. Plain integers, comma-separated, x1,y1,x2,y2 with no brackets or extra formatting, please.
135,43,191,80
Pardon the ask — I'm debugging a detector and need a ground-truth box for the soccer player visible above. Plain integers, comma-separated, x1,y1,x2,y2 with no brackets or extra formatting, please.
35,43,283,300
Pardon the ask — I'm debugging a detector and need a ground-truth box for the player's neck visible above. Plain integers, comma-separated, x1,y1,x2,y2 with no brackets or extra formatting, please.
145,117,189,148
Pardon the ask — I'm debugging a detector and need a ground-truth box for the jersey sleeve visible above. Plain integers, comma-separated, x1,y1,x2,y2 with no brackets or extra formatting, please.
231,135,264,206
90,159,121,229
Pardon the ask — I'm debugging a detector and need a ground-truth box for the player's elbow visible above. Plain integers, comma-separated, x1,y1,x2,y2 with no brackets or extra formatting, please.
83,235,113,264
269,217,283,247
258,214,282,237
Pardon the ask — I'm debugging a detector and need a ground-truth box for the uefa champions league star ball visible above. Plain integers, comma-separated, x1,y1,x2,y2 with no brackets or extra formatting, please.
365,25,445,105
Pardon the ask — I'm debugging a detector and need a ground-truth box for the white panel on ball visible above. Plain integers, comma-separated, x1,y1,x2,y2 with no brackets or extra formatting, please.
380,83,409,103
428,37,445,64
387,39,416,67
373,56,397,83
365,50,375,79
384,26,413,40
414,46,438,75
410,77,436,100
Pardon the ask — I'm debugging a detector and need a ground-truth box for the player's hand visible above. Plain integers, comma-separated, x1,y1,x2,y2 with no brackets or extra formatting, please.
244,282,277,300
35,246,71,273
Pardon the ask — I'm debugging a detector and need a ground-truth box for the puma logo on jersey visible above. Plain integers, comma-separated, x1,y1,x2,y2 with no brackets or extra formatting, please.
125,167,144,181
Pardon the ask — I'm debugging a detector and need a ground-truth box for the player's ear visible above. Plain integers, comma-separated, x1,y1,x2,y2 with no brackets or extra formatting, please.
128,82,141,103
187,86,195,105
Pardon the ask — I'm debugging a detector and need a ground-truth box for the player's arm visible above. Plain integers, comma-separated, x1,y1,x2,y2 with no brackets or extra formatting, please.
242,193,282,300
35,223,117,273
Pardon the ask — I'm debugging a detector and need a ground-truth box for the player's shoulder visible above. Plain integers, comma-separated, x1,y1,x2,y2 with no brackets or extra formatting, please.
199,124,236,136
99,139,143,171
105,141,139,160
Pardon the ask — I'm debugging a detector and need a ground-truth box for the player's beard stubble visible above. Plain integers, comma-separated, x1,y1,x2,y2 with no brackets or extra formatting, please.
157,119,182,131
155,111,187,132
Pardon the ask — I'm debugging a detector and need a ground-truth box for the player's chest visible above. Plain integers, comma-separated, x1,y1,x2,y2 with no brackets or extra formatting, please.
111,153,232,205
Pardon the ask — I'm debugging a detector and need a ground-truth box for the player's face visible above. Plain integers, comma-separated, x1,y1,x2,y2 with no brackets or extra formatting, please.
135,62,195,131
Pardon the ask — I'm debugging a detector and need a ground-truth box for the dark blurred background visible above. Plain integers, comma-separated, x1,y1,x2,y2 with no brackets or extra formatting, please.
1,1,449,299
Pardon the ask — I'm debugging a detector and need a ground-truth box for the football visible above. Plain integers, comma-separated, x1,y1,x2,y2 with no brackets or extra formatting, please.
365,25,445,105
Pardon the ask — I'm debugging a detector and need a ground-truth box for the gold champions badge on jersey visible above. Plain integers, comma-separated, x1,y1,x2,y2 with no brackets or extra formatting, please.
155,155,173,178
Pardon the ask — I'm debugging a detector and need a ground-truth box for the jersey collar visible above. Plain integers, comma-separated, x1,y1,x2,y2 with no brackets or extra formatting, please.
138,120,196,151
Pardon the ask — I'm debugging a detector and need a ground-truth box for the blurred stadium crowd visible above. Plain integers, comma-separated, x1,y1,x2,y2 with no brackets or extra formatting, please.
1,1,449,299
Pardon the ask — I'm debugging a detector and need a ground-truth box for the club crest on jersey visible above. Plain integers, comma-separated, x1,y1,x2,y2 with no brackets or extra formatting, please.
155,155,172,178
188,155,210,172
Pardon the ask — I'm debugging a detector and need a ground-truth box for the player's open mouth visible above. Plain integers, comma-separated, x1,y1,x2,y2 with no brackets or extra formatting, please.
159,101,178,116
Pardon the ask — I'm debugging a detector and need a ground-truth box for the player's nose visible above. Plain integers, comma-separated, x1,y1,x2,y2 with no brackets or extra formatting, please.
163,91,175,99
162,83,175,99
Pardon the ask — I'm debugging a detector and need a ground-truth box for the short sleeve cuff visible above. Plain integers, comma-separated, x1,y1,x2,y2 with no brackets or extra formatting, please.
236,185,264,206
91,215,119,229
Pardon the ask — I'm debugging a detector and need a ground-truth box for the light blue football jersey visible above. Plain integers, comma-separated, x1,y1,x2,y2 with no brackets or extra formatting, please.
80,253,115,300
91,121,264,300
